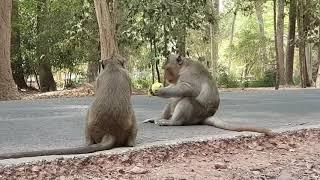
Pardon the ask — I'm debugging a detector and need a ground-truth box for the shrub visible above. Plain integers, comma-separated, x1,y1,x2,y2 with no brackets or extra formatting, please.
133,77,150,89
244,70,276,87
218,72,240,88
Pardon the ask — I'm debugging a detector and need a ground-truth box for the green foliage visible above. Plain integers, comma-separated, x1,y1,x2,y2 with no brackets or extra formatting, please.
245,69,276,87
12,0,98,75
225,18,274,80
293,75,301,85
118,0,212,66
10,0,320,91
217,65,240,88
218,73,240,88
133,77,150,90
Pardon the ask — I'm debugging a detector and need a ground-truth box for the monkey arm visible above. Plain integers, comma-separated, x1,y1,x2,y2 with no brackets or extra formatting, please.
155,82,197,98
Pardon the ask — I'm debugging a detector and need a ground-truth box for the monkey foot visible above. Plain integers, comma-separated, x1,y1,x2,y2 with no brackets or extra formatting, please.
142,118,155,123
154,119,172,126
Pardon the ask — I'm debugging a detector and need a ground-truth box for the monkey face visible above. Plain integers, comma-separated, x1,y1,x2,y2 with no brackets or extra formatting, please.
163,54,184,84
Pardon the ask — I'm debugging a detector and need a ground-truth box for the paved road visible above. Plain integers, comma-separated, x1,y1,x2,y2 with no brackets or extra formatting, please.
0,89,320,154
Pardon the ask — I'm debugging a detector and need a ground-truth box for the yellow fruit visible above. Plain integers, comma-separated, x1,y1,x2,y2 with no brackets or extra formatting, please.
151,82,163,94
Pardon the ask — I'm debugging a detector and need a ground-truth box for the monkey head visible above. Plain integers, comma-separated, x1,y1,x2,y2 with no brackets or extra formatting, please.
100,54,128,69
163,54,186,84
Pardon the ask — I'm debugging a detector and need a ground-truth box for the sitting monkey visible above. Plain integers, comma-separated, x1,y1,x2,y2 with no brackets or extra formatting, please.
144,54,273,136
0,55,137,159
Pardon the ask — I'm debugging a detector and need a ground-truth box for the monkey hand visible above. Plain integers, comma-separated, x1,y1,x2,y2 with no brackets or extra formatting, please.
148,88,160,96
153,87,168,97
151,82,163,96
153,88,161,96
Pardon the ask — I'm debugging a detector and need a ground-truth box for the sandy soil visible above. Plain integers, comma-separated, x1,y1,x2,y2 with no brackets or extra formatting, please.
0,128,319,180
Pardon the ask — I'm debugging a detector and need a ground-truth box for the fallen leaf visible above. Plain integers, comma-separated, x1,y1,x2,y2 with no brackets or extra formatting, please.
129,166,149,174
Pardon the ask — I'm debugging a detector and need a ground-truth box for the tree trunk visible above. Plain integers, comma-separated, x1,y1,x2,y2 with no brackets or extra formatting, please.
150,39,155,84
176,26,186,56
86,41,100,83
228,5,238,73
93,0,119,61
154,40,161,83
315,27,320,88
151,63,155,84
255,1,266,39
0,0,20,100
11,0,28,90
87,62,100,83
297,0,307,88
38,62,56,92
39,62,56,91
229,6,238,46
12,62,28,90
305,43,313,86
33,70,40,89
254,0,267,60
210,0,219,77
273,0,280,90
254,0,267,77
163,24,169,58
276,0,285,85
285,0,296,86
37,0,56,92
162,24,169,87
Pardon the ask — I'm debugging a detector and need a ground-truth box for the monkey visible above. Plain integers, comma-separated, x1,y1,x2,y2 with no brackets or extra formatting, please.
143,54,273,136
0,55,137,160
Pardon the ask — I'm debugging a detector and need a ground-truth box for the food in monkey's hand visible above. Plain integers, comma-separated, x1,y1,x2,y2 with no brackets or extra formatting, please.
151,82,163,94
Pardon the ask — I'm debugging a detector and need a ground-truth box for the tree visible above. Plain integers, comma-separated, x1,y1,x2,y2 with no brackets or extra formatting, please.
316,27,320,88
254,0,267,64
316,48,320,88
93,0,119,61
229,4,238,46
227,3,238,73
0,0,20,100
297,0,307,88
37,0,56,92
210,0,219,77
85,2,100,83
273,0,280,90
276,0,285,85
11,0,29,90
285,0,296,86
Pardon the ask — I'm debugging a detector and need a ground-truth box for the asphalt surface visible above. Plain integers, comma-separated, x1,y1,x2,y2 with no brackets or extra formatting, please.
0,89,320,155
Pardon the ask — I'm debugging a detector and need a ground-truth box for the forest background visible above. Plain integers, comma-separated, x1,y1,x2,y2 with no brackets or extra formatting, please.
1,0,320,100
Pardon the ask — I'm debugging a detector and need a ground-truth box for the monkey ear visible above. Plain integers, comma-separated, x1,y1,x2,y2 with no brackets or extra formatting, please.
99,56,113,68
176,55,183,65
115,55,127,68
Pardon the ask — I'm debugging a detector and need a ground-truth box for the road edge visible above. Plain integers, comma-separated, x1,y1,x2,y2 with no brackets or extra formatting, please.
1,123,320,166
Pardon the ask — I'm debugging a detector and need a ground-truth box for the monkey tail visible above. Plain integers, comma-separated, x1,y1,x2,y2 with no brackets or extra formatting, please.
0,136,116,160
203,116,274,136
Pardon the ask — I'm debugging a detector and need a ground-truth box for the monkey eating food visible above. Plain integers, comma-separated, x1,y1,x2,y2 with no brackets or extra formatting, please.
0,55,137,160
143,54,273,136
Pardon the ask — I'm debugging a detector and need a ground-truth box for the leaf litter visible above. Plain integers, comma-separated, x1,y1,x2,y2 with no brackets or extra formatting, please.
0,129,319,180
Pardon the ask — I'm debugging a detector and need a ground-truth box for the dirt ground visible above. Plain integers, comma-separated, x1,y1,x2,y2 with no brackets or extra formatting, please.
0,128,319,180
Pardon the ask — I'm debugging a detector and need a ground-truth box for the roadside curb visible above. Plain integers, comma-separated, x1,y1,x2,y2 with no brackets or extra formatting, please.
1,123,319,166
